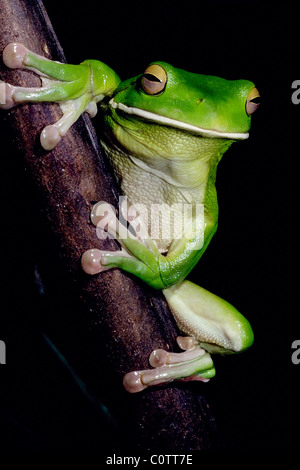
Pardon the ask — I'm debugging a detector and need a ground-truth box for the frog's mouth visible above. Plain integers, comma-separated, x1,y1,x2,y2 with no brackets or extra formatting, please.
109,99,249,141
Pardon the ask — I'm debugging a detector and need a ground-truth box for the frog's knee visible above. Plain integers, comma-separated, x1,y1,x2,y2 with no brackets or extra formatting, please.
228,319,254,354
3,43,28,69
222,318,254,354
237,323,254,353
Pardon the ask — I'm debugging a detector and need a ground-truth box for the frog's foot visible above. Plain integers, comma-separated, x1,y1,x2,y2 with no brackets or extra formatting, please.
81,200,165,289
0,43,119,150
0,74,86,150
123,336,215,393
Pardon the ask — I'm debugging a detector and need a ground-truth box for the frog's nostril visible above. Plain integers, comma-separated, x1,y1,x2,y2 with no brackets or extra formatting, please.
246,87,260,115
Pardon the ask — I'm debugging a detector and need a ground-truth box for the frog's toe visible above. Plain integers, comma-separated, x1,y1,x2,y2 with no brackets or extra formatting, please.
90,201,117,233
39,94,93,150
81,248,107,275
40,124,62,150
149,341,206,367
81,247,135,275
90,200,141,245
2,43,29,69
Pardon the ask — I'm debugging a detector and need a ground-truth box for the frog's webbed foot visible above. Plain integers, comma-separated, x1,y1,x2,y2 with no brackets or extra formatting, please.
123,336,215,393
0,43,119,150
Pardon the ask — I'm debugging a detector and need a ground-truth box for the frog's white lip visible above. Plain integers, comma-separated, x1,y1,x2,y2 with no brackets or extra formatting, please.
109,98,249,140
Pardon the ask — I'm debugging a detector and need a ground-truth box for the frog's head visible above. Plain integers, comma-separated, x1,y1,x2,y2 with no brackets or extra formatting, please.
110,62,259,138
105,62,260,187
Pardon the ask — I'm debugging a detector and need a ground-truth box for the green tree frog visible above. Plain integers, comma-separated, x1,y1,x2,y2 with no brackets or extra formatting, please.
0,43,260,393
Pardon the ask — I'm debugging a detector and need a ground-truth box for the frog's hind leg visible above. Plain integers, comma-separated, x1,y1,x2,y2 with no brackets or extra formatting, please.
123,280,254,393
0,43,93,149
163,280,254,354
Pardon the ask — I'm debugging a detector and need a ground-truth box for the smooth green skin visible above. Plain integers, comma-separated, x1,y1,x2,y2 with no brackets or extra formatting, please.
1,46,256,384
112,61,253,133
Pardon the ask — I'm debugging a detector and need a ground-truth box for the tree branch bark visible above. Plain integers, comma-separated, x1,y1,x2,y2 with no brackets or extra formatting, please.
0,0,216,451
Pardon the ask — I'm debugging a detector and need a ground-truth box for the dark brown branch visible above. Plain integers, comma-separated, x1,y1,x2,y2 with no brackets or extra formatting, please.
0,0,216,451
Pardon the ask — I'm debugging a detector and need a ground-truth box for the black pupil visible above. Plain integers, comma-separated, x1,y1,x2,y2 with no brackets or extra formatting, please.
250,97,260,104
143,73,161,83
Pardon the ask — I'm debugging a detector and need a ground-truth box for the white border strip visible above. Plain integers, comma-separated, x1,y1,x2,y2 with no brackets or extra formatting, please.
109,98,249,140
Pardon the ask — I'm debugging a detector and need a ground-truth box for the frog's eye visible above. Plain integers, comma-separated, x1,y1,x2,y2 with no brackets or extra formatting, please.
141,64,167,95
246,87,261,115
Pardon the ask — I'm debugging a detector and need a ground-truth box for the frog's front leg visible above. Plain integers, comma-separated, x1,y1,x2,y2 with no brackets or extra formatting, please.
0,43,120,149
81,200,165,288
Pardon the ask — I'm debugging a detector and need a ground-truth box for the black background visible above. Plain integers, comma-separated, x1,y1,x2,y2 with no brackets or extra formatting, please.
0,0,299,451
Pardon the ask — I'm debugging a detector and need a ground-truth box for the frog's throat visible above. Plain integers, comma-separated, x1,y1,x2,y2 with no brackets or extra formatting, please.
109,98,249,141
